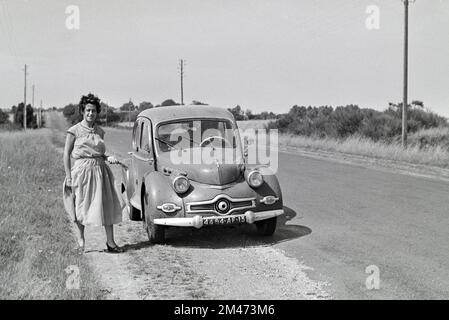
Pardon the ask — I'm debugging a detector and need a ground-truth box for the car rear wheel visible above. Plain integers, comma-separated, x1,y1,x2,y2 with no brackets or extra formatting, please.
146,220,165,244
255,217,277,236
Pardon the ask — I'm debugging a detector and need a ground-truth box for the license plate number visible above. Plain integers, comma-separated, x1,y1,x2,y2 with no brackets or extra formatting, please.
202,215,246,226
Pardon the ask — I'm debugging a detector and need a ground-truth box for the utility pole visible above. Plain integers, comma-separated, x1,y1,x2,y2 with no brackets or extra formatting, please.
128,99,131,126
23,64,28,130
402,0,414,148
179,59,184,105
32,84,35,127
39,100,43,128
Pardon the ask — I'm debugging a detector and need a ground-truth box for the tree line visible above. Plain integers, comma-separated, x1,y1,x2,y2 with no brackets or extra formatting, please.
62,98,188,125
227,105,278,121
267,101,448,142
61,98,277,125
0,103,43,130
3,97,445,145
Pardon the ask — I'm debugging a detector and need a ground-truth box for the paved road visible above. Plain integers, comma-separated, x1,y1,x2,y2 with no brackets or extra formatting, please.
276,152,449,299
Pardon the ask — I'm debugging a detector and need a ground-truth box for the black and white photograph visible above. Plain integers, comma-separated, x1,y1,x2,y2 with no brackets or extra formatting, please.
0,0,448,305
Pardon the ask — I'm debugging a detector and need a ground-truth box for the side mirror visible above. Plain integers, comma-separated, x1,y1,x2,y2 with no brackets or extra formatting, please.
243,137,249,159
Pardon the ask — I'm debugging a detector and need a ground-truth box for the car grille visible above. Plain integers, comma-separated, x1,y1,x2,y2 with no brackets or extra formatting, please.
186,195,256,216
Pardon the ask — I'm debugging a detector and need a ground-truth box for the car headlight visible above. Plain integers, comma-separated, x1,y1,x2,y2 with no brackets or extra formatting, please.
173,175,190,193
247,170,264,188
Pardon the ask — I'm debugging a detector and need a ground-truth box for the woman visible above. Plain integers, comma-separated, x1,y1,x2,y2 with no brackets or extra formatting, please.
63,93,124,253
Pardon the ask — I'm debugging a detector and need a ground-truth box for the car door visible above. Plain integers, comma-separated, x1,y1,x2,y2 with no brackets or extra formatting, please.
130,118,155,209
127,119,141,209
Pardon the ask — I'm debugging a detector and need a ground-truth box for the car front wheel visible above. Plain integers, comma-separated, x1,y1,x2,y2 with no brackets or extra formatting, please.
255,217,277,236
146,220,165,244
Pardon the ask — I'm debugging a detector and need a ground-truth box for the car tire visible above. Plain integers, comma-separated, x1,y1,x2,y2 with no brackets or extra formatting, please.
255,217,277,236
146,221,165,244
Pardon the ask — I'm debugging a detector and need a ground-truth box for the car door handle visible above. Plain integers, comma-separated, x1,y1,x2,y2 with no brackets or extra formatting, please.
133,153,154,164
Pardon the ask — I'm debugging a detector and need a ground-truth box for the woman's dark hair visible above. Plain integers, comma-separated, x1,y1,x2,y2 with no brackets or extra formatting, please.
79,93,101,114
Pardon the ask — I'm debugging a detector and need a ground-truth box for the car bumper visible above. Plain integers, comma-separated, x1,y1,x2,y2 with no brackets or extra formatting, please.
153,209,284,228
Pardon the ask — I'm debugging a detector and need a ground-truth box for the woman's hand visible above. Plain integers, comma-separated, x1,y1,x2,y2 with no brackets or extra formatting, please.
107,156,119,164
65,177,72,192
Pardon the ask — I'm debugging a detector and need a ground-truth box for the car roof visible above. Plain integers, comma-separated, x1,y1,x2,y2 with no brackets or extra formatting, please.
138,105,235,125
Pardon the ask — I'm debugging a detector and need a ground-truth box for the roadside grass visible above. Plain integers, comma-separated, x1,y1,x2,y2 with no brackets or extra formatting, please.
278,134,449,168
406,127,449,150
0,129,106,299
237,120,271,130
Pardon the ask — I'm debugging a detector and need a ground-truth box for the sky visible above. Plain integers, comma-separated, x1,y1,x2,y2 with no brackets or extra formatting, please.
0,0,448,116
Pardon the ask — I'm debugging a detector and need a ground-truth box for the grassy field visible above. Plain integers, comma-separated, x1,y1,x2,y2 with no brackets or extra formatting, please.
237,120,272,130
0,129,105,299
278,134,449,168
407,126,449,150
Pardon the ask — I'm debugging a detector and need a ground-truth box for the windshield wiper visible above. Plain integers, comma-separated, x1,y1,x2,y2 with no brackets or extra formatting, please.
155,137,183,151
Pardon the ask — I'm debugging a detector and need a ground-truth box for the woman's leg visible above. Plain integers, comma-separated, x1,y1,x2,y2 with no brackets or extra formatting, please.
104,225,117,247
104,225,123,252
75,222,85,247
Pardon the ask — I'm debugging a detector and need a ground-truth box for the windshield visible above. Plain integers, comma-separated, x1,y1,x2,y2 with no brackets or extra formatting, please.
157,119,241,154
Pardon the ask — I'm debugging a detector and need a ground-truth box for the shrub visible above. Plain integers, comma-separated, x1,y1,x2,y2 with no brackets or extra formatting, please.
271,102,447,143
0,109,9,124
13,103,37,128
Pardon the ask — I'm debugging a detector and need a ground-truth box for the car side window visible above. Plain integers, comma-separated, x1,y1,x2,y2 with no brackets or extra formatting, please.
133,119,141,152
140,120,152,153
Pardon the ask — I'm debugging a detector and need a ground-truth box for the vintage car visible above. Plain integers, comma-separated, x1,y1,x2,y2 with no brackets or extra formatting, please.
120,105,284,243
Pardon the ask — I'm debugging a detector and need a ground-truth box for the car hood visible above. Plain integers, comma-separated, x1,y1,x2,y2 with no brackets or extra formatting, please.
157,152,244,185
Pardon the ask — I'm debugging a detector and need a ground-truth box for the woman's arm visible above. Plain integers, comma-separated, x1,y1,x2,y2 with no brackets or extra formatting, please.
98,127,119,164
63,134,75,183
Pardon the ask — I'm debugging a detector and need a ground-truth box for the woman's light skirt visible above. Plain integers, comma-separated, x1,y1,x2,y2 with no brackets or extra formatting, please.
63,158,124,226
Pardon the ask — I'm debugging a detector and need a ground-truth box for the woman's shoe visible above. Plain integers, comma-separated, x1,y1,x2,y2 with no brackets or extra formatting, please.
105,243,123,253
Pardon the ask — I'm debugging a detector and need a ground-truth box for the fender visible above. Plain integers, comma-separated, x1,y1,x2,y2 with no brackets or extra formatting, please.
258,173,283,210
245,165,283,211
142,171,185,221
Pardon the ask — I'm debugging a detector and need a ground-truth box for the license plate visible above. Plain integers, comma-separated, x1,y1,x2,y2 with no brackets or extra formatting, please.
202,215,247,226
